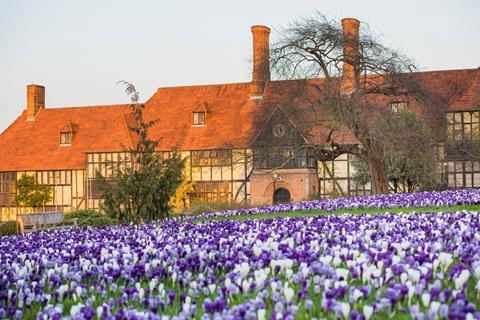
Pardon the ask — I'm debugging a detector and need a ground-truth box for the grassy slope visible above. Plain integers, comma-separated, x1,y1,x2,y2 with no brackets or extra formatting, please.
193,204,480,223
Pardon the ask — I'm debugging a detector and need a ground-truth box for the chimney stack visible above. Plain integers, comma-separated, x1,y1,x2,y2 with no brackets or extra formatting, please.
250,25,271,99
341,18,360,90
26,84,45,121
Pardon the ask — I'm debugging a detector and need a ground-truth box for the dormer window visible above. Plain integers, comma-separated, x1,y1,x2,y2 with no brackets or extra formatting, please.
59,121,76,146
60,132,72,145
390,101,407,113
192,112,206,126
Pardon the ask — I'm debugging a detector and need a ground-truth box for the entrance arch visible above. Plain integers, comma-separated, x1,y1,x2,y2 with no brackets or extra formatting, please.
273,188,291,204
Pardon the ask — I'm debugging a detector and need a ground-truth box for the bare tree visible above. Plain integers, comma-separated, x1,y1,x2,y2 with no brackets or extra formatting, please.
269,11,441,194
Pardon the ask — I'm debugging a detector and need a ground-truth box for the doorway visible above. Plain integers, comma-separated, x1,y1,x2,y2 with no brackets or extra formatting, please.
273,188,291,204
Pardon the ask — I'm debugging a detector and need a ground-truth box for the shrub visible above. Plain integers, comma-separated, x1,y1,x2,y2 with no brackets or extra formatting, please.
0,221,19,236
97,82,185,223
67,210,117,227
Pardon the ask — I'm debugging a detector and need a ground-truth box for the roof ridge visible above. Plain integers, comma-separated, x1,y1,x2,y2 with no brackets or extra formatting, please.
408,67,478,75
156,81,249,92
44,103,131,111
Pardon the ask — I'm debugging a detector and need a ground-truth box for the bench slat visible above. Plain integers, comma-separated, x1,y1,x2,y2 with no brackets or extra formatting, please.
18,212,74,233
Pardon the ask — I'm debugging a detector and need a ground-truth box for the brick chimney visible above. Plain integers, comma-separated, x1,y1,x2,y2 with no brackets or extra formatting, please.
341,18,360,91
250,25,271,99
26,84,45,121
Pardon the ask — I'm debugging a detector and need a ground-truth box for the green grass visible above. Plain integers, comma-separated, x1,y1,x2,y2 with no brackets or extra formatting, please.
192,203,480,223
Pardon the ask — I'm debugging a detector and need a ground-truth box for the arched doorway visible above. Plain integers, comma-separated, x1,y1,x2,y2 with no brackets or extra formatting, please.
273,188,291,204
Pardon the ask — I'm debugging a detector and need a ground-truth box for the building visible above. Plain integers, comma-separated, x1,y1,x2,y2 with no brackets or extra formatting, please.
0,18,479,216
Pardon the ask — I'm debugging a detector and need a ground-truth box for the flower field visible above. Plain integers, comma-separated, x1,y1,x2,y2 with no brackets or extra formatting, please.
190,189,480,220
1,191,480,319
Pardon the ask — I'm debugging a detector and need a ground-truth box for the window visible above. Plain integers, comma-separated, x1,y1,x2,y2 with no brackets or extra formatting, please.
192,112,206,126
0,172,16,206
389,101,407,113
446,111,480,141
60,132,72,145
36,170,72,186
319,154,371,198
191,150,231,166
445,160,480,188
253,147,316,170
190,181,232,202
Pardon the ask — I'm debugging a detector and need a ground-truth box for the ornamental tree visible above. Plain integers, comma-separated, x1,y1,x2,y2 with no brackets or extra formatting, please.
15,174,52,209
269,11,442,194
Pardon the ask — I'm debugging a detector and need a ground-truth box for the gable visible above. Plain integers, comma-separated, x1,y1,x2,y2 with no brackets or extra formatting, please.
252,107,307,147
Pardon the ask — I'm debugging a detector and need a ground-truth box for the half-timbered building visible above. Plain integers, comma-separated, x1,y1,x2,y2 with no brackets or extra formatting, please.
0,18,479,217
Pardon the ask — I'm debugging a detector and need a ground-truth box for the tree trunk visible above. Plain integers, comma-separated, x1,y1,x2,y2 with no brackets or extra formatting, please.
368,157,389,194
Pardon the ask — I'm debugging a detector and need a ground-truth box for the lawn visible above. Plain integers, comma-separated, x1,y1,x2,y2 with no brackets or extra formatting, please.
192,203,480,222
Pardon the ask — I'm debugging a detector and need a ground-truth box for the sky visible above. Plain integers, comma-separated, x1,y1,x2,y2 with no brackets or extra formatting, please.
1,0,479,132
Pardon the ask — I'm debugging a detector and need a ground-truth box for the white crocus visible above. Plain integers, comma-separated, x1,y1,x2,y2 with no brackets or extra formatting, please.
253,246,262,257
324,279,331,291
352,288,363,302
208,284,216,294
234,262,251,278
455,269,470,290
258,309,266,320
438,252,453,271
363,305,374,320
73,286,82,301
301,266,309,278
285,269,293,279
392,255,401,265
340,302,350,319
474,265,480,279
319,255,333,266
182,297,191,314
96,306,103,318
189,281,197,290
70,303,84,316
149,278,158,293
407,284,415,304
284,284,294,303
336,268,349,281
421,293,431,307
408,269,421,283
432,259,440,273
430,301,441,314
270,281,278,292
242,279,250,293
332,256,342,267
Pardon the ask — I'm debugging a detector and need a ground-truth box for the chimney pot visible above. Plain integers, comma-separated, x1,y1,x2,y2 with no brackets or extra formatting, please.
26,84,45,121
250,25,271,99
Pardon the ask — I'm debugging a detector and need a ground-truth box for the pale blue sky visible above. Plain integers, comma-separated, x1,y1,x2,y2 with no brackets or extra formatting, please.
1,0,479,132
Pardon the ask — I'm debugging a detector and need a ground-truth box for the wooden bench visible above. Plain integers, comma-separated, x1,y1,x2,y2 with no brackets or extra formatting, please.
18,212,77,233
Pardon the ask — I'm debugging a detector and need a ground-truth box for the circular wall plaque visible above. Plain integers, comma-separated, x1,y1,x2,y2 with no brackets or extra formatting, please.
272,123,286,137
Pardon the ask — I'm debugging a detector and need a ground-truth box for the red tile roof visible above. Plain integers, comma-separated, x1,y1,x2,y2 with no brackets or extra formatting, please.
448,68,480,110
0,68,478,171
0,105,130,171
